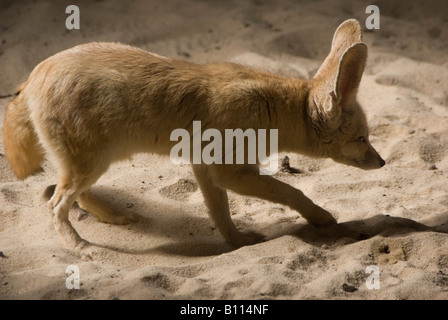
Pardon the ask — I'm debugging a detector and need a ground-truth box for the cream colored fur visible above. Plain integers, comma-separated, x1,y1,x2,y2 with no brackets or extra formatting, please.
2,19,384,256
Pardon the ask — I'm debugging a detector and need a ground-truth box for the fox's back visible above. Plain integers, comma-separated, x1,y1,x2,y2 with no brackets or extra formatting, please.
23,43,283,150
22,43,213,153
21,41,301,163
25,42,200,120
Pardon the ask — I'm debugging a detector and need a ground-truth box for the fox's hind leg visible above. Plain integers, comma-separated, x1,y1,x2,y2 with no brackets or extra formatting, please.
77,190,139,225
43,185,140,225
48,171,95,251
48,165,119,260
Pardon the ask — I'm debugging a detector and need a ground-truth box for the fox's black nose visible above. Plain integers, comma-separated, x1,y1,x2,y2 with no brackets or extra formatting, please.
379,158,386,167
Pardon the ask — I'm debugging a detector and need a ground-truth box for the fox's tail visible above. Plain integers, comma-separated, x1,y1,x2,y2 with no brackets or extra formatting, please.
3,85,45,179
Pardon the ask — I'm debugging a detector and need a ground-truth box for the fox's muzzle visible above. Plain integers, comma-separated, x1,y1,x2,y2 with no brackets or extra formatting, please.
361,145,386,170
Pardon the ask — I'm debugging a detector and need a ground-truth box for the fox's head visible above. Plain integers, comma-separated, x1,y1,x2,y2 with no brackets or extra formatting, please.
307,19,385,170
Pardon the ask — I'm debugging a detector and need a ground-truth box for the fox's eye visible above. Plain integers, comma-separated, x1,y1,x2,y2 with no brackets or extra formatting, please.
358,136,367,143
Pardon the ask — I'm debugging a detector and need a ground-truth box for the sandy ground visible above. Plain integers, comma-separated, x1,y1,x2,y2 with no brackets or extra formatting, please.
1,0,448,300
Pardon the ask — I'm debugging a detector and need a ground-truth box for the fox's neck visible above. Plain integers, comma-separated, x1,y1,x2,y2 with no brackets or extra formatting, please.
248,76,317,156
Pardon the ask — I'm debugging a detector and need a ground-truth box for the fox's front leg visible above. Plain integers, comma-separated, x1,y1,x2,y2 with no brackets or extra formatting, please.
192,164,264,247
209,164,337,228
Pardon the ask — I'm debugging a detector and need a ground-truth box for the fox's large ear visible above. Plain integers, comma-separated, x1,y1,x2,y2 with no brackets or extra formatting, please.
314,19,363,80
333,42,367,104
314,43,367,119
311,19,366,124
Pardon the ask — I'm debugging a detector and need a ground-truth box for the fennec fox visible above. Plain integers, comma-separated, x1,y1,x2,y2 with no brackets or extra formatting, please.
3,19,384,254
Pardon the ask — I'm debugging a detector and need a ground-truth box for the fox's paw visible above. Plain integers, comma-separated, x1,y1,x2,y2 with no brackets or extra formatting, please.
76,242,108,261
72,240,95,261
97,210,140,225
307,205,337,228
228,230,265,248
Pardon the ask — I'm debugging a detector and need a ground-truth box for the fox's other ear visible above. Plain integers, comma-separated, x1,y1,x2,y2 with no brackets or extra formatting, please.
314,19,362,80
333,42,367,104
